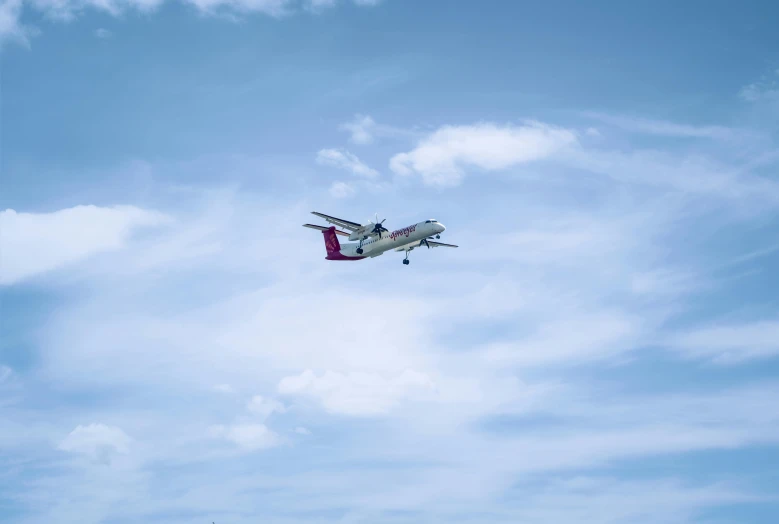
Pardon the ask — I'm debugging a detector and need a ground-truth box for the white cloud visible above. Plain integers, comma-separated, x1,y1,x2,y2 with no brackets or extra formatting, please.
0,365,11,383
294,426,311,435
0,0,32,47
329,181,356,198
246,394,286,420
278,369,436,416
340,114,376,144
0,205,168,285
208,423,280,450
58,423,131,462
212,383,235,394
94,27,112,38
389,121,577,186
667,320,779,364
0,0,386,46
186,0,292,16
583,112,734,140
338,114,415,144
316,148,379,178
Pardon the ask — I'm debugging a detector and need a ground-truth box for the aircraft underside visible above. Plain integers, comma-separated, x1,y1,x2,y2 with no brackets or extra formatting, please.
304,212,457,265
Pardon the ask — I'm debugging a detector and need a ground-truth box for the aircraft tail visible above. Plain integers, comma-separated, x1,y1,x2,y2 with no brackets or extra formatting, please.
322,226,341,256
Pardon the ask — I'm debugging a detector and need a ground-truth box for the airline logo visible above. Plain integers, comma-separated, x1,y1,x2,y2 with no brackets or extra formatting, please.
324,229,340,253
390,224,416,241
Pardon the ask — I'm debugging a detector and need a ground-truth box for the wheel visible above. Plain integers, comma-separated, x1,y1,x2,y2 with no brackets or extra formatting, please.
356,248,363,254
436,234,441,239
403,259,409,265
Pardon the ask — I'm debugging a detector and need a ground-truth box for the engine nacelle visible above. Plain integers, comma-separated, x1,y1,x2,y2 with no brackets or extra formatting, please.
348,230,369,241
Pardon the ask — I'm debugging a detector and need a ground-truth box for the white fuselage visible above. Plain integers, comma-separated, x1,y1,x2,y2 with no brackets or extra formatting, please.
339,220,446,259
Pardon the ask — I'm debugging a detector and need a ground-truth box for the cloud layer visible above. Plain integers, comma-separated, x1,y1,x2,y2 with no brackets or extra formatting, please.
1,0,386,46
0,205,167,285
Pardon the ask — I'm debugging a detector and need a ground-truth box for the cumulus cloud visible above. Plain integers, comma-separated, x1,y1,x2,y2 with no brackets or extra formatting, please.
208,423,281,450
316,148,379,178
389,121,577,186
0,205,168,285
278,369,436,416
58,423,131,463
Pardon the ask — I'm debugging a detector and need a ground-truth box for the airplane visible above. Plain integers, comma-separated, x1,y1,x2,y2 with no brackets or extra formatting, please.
303,211,458,265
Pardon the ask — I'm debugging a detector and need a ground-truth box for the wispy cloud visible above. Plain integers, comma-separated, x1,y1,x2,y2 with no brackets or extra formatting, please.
582,111,734,140
0,0,387,47
278,369,436,416
0,205,168,285
208,423,281,451
329,180,356,198
740,77,779,104
316,148,379,178
667,319,779,364
246,394,286,420
58,423,132,463
94,27,112,38
340,114,376,144
338,113,413,144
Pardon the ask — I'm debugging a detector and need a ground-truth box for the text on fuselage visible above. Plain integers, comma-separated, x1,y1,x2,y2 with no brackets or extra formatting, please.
390,224,416,241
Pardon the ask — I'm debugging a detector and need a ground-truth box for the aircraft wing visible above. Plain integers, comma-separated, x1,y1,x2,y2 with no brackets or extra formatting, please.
302,223,350,236
311,212,363,232
426,241,458,248
395,239,459,252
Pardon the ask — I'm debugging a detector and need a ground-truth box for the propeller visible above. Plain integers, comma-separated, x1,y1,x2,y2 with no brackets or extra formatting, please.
369,213,389,238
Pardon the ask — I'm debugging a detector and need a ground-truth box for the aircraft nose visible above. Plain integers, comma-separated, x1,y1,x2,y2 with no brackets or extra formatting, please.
437,223,446,232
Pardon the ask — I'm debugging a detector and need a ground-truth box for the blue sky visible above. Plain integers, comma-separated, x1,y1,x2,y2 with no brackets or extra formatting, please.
2,0,779,522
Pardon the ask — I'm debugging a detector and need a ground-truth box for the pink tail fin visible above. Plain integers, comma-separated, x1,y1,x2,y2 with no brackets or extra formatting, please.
322,226,341,255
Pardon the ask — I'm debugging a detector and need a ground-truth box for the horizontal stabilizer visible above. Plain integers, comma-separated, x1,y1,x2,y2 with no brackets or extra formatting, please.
311,212,362,230
303,224,349,236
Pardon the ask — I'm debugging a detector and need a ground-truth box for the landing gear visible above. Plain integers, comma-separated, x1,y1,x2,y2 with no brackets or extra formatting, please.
436,234,441,239
403,252,410,265
357,236,366,255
